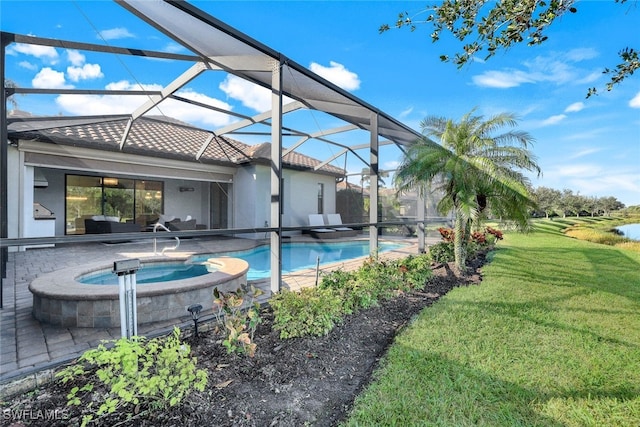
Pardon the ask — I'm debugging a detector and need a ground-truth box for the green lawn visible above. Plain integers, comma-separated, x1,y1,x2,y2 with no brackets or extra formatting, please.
344,223,640,426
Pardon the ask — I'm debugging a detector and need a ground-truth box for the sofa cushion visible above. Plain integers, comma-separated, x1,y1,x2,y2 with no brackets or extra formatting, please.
167,219,197,231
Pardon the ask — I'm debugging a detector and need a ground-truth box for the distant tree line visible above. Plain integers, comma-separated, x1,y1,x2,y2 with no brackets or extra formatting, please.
530,187,626,218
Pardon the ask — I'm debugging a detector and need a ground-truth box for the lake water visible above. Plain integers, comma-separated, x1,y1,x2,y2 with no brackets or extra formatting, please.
615,223,640,241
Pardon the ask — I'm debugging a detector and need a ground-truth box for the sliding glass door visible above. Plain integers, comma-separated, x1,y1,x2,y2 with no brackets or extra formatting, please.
65,174,163,234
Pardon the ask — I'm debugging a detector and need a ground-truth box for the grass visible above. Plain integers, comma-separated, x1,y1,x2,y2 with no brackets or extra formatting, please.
343,219,640,426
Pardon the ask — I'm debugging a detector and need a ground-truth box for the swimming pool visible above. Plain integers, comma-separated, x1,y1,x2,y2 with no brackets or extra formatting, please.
78,240,405,284
79,262,213,285
190,240,405,281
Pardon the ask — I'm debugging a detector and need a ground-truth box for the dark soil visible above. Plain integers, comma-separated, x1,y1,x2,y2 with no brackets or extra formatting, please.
3,254,487,427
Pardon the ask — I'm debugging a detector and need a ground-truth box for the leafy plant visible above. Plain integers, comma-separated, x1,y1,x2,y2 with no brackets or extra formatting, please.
396,254,433,288
470,231,487,244
213,284,264,357
270,287,344,339
55,328,207,427
485,226,504,240
429,241,455,263
437,227,455,242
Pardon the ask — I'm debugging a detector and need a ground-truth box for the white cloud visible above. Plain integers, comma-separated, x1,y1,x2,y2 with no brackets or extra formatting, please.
544,163,640,202
18,61,38,71
7,42,58,62
472,49,601,89
399,106,413,118
555,164,596,177
564,102,584,113
164,42,186,54
32,67,72,89
564,47,599,62
55,80,151,115
67,63,103,82
541,114,566,126
98,27,134,40
383,160,400,170
166,88,234,127
219,75,271,112
66,50,85,67
630,91,640,108
309,61,361,91
576,71,601,84
472,70,534,88
55,81,233,127
569,147,602,159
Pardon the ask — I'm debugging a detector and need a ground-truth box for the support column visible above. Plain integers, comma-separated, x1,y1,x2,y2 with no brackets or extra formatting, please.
369,113,379,256
417,189,426,253
1,33,9,308
270,58,283,294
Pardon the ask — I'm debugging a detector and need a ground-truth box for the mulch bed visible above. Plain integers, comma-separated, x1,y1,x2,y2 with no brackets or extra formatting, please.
3,253,487,427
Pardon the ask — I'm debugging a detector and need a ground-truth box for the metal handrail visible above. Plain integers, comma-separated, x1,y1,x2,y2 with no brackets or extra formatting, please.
153,222,180,255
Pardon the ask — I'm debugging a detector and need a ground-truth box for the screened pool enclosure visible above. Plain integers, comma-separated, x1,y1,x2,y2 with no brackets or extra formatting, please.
1,0,445,300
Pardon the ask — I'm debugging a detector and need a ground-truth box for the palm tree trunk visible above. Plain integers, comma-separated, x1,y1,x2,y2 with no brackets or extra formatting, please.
453,211,466,273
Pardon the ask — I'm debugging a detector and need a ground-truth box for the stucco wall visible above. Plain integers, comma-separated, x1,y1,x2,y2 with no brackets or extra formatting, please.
163,179,208,227
234,164,337,231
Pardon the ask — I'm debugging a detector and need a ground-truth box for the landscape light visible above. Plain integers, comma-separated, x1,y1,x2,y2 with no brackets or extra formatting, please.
187,303,203,337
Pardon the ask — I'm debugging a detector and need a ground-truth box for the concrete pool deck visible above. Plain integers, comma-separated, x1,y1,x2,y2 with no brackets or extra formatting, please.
0,234,432,392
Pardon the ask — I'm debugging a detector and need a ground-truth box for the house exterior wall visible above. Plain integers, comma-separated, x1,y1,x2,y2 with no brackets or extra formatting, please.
283,169,336,227
7,141,340,245
163,179,209,227
34,168,66,235
233,164,337,234
233,165,261,230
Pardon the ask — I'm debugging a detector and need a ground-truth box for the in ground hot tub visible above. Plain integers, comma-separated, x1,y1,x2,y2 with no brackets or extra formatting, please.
29,257,249,328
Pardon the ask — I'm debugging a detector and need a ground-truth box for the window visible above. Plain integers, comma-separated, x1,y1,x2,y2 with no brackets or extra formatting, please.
317,183,324,214
65,174,163,234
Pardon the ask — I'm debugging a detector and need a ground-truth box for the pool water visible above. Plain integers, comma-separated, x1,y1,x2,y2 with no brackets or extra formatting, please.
191,240,405,281
78,240,405,284
79,262,210,285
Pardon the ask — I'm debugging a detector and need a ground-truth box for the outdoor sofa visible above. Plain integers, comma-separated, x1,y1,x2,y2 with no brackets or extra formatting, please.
84,215,141,234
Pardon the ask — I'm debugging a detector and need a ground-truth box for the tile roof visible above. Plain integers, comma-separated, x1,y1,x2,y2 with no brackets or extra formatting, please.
244,143,344,175
7,115,345,176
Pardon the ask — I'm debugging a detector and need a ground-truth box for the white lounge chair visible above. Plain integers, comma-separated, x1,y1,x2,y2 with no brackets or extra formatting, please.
326,214,354,233
308,214,335,234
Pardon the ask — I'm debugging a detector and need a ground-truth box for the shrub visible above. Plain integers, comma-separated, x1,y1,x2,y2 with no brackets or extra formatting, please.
320,268,378,314
56,328,207,427
273,254,433,339
397,254,433,287
429,242,455,263
270,287,344,339
615,241,640,252
213,285,264,357
437,227,455,242
470,231,487,244
485,226,504,240
566,227,628,246
353,258,403,301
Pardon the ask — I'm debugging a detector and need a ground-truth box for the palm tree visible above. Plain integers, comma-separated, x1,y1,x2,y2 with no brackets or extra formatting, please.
394,108,541,272
5,79,19,109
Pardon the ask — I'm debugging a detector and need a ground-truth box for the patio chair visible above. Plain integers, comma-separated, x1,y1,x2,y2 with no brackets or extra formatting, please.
326,213,358,237
307,214,339,239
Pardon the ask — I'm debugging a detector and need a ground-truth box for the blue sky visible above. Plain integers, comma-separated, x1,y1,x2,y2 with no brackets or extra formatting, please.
2,1,639,206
